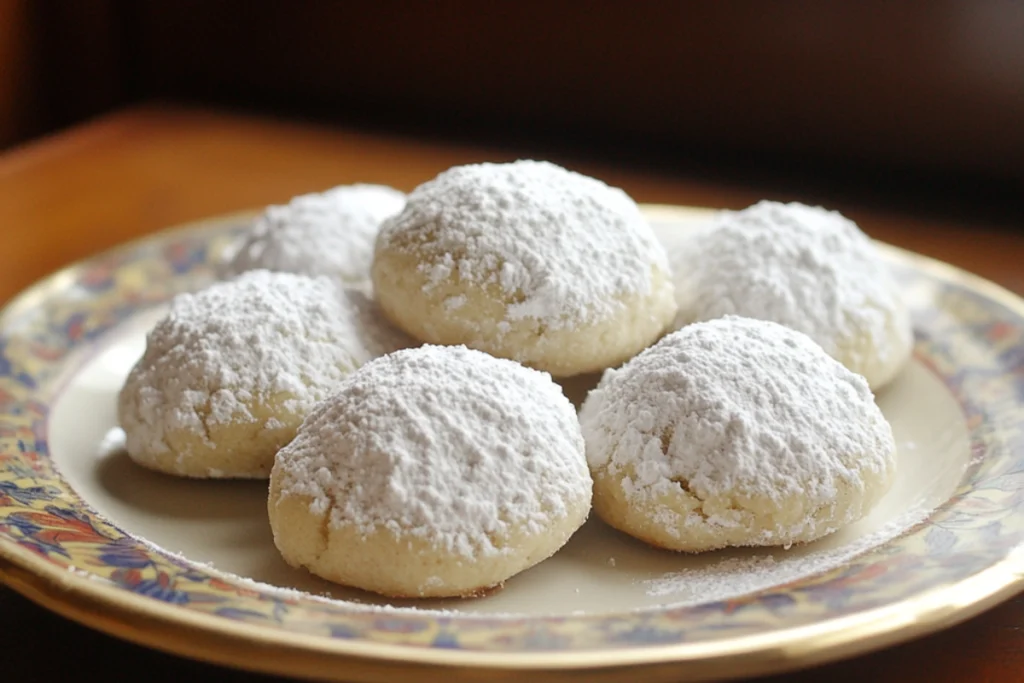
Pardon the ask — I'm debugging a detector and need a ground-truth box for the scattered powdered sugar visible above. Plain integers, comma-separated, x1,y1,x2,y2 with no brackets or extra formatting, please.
670,200,908,366
376,160,669,329
97,426,126,456
122,535,466,615
223,184,405,285
341,286,418,358
642,505,931,603
443,294,467,311
118,270,406,457
580,316,895,536
70,498,930,617
273,344,591,559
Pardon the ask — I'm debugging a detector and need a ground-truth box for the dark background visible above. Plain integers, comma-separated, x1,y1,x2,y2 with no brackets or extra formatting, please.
2,0,1023,223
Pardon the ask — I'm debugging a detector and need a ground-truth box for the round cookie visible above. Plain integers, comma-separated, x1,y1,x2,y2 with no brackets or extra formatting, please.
118,270,409,479
223,184,405,286
669,200,913,389
579,316,896,552
372,160,677,377
268,344,592,598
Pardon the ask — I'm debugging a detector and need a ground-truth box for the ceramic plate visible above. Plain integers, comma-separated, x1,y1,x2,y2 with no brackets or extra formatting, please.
2,205,1024,682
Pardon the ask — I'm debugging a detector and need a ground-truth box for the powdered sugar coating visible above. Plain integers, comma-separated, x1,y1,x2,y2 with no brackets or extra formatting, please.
118,270,404,463
670,201,912,386
224,184,405,285
273,345,592,559
375,160,669,329
580,316,896,548
341,287,419,359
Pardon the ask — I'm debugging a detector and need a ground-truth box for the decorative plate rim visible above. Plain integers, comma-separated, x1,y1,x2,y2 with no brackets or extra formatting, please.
2,203,1024,682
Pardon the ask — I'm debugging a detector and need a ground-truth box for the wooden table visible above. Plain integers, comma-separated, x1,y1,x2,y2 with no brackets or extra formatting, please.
1,104,1023,682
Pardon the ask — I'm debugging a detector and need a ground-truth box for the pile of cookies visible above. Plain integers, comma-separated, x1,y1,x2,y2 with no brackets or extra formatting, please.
118,160,911,598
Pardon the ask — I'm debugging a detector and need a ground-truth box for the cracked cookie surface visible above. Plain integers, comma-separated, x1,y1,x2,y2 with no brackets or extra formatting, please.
579,316,897,552
372,160,677,377
117,270,403,478
267,345,592,598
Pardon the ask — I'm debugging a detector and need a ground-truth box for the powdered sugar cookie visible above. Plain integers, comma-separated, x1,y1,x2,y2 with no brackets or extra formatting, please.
670,200,912,389
580,316,896,552
223,184,405,287
372,160,677,377
268,345,592,598
118,270,409,479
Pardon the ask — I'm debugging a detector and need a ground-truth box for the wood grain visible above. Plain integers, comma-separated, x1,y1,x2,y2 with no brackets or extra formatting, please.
0,104,1022,682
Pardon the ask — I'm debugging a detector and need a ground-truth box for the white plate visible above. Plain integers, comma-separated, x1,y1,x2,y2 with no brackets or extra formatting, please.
2,205,1022,682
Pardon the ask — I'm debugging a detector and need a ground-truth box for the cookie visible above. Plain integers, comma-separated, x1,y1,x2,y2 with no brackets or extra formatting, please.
268,345,592,597
118,271,408,478
669,200,913,389
372,161,676,377
580,316,896,552
223,184,405,287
